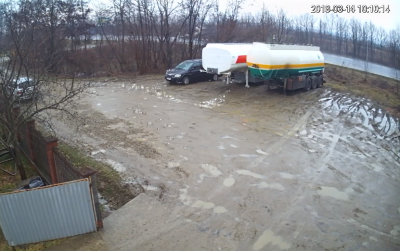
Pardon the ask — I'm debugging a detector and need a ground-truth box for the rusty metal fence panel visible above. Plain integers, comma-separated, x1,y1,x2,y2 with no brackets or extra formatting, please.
18,122,30,157
0,179,97,246
31,130,51,182
54,147,82,183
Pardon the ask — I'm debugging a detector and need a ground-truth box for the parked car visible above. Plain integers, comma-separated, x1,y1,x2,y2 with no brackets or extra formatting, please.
8,77,36,100
165,59,219,85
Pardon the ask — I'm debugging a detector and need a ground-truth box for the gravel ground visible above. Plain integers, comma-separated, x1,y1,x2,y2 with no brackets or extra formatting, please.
51,75,400,251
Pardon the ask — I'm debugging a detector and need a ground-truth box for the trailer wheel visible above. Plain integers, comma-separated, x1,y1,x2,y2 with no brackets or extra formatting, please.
183,76,190,85
303,78,311,92
311,77,317,89
317,76,323,88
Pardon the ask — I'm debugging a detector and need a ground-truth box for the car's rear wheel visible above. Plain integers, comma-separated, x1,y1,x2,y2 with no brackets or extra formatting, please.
212,74,218,81
183,76,190,85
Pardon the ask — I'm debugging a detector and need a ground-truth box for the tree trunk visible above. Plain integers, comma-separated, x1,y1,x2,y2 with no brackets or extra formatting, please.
14,131,26,180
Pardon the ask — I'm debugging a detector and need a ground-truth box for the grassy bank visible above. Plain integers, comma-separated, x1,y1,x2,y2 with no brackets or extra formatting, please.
324,63,400,115
57,142,143,210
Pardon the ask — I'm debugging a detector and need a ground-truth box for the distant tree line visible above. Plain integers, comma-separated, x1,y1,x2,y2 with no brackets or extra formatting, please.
1,0,399,76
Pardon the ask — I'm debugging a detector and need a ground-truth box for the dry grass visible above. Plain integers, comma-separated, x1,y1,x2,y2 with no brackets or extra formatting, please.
324,63,400,116
57,142,142,210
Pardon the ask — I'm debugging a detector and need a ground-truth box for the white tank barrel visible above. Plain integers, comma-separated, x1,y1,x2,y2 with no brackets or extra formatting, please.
247,42,324,79
202,43,252,74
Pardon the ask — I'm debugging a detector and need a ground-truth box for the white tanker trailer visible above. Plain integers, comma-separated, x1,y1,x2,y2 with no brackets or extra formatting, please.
202,43,263,87
246,42,325,92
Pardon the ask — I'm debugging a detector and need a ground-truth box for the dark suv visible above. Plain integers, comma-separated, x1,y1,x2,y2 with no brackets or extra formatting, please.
165,59,219,85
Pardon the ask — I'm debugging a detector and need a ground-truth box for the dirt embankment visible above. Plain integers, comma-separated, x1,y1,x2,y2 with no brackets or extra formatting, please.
324,63,400,115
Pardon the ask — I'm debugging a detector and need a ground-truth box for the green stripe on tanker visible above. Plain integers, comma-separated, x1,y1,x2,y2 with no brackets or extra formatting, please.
249,66,324,79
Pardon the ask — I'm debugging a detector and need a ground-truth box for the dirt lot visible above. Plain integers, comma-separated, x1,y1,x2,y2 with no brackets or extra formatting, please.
51,75,400,250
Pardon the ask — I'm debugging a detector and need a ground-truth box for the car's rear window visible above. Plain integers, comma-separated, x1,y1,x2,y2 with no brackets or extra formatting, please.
175,61,193,71
16,81,33,89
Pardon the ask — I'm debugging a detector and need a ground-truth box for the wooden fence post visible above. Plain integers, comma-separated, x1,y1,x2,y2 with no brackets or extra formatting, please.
26,119,35,161
45,136,58,184
12,106,21,142
79,167,103,230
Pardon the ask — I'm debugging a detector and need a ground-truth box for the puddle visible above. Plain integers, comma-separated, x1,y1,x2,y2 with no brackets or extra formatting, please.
236,170,265,179
222,135,239,140
134,108,144,114
369,236,378,241
255,149,268,155
105,159,126,172
91,149,106,155
179,188,227,213
197,174,206,183
390,226,400,236
194,94,225,108
213,206,228,214
167,162,180,168
200,164,222,177
191,200,214,209
239,154,259,158
175,132,187,139
98,192,112,212
217,144,226,150
252,181,284,191
145,185,158,191
317,186,353,201
320,92,400,140
223,177,235,187
252,229,291,250
279,172,294,179
107,122,127,130
179,188,221,210
371,164,383,172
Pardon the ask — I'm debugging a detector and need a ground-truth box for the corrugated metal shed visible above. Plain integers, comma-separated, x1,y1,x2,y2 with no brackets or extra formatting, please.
0,179,97,246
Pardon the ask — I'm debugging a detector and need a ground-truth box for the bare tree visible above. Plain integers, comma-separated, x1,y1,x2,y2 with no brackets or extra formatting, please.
343,20,349,55
257,4,273,42
275,8,290,44
318,18,326,49
335,15,346,54
368,21,376,61
376,27,387,64
324,13,335,52
0,1,91,180
154,0,181,67
388,29,399,66
350,17,361,57
213,0,244,43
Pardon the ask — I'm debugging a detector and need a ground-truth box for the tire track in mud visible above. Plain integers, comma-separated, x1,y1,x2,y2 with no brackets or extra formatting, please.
248,107,316,169
55,104,161,160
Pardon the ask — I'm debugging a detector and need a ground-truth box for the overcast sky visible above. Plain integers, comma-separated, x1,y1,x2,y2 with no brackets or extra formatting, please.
231,0,400,31
95,0,399,32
